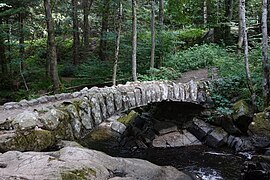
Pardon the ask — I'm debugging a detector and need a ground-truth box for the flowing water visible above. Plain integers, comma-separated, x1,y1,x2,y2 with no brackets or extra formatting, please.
83,137,246,180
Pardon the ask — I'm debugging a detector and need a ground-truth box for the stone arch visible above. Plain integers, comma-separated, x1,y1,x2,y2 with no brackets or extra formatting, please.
0,80,211,152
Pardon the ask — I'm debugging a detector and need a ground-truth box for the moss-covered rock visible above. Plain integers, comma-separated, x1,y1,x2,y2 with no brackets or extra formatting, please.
263,106,270,119
249,112,270,139
232,100,252,133
40,109,70,130
0,129,55,152
52,121,74,140
84,128,112,141
117,110,138,125
61,168,96,180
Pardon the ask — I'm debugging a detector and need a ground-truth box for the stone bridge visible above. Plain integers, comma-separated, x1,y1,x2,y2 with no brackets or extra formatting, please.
0,80,211,152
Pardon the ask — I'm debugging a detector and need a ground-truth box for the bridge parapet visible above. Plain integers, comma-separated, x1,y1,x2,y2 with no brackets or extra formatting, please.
0,80,211,152
2,80,210,111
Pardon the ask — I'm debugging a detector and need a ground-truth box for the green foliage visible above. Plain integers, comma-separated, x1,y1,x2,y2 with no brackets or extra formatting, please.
69,59,115,86
210,45,270,111
164,44,225,73
138,67,179,81
178,28,205,42
158,28,205,55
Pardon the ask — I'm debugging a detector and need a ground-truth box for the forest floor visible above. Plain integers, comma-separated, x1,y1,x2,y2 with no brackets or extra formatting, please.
177,68,210,83
0,68,211,122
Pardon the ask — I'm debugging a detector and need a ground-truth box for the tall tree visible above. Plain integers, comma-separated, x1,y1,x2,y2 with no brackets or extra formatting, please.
150,0,155,69
0,17,7,74
112,0,122,86
99,0,110,61
237,0,243,53
240,0,256,110
262,0,269,107
72,0,80,65
158,0,164,67
203,0,207,26
225,0,234,21
159,0,164,26
132,0,137,81
83,0,93,50
19,12,28,91
44,0,61,91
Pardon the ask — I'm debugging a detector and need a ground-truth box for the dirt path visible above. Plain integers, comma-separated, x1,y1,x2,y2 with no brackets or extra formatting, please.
177,68,210,83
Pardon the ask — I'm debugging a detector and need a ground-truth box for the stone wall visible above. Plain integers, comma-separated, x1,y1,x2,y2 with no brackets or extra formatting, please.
0,80,210,152
3,80,209,111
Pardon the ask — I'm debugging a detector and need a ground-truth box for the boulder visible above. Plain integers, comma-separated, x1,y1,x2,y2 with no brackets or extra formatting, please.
263,106,270,119
205,127,228,148
227,135,255,152
111,121,126,134
0,129,55,152
265,148,270,156
219,115,242,135
232,100,252,133
241,157,270,180
152,130,201,148
249,112,270,139
153,121,178,135
11,111,40,130
117,110,138,126
40,109,69,130
251,135,270,149
188,118,214,141
0,147,193,180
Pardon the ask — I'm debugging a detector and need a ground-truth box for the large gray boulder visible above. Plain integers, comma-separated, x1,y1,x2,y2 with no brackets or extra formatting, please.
232,100,252,133
0,147,193,180
188,118,214,141
249,112,270,139
11,111,40,130
152,130,201,148
205,127,228,148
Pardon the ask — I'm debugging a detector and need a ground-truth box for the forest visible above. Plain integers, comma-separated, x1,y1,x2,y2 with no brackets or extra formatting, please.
0,0,269,112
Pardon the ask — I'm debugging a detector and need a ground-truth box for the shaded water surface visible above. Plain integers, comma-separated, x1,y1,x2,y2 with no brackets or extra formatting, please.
84,137,245,180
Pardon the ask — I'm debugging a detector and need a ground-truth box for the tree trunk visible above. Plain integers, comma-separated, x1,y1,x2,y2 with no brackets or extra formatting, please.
44,0,61,91
222,0,233,43
150,0,155,69
131,0,137,81
83,0,93,50
19,12,29,91
159,0,164,26
240,0,256,110
72,0,80,65
113,0,122,86
225,0,233,21
237,0,243,53
203,0,207,26
262,0,269,107
99,0,110,61
157,0,164,68
0,17,7,74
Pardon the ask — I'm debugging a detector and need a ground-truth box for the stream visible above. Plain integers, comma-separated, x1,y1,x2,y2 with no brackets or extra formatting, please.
83,137,246,180
81,102,248,180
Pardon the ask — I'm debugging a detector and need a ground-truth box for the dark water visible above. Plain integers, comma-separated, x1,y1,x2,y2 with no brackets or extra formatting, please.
82,136,245,180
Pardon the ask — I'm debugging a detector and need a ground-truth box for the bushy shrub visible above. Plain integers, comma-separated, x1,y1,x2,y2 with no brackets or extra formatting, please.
60,64,76,77
164,44,226,72
138,67,179,81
